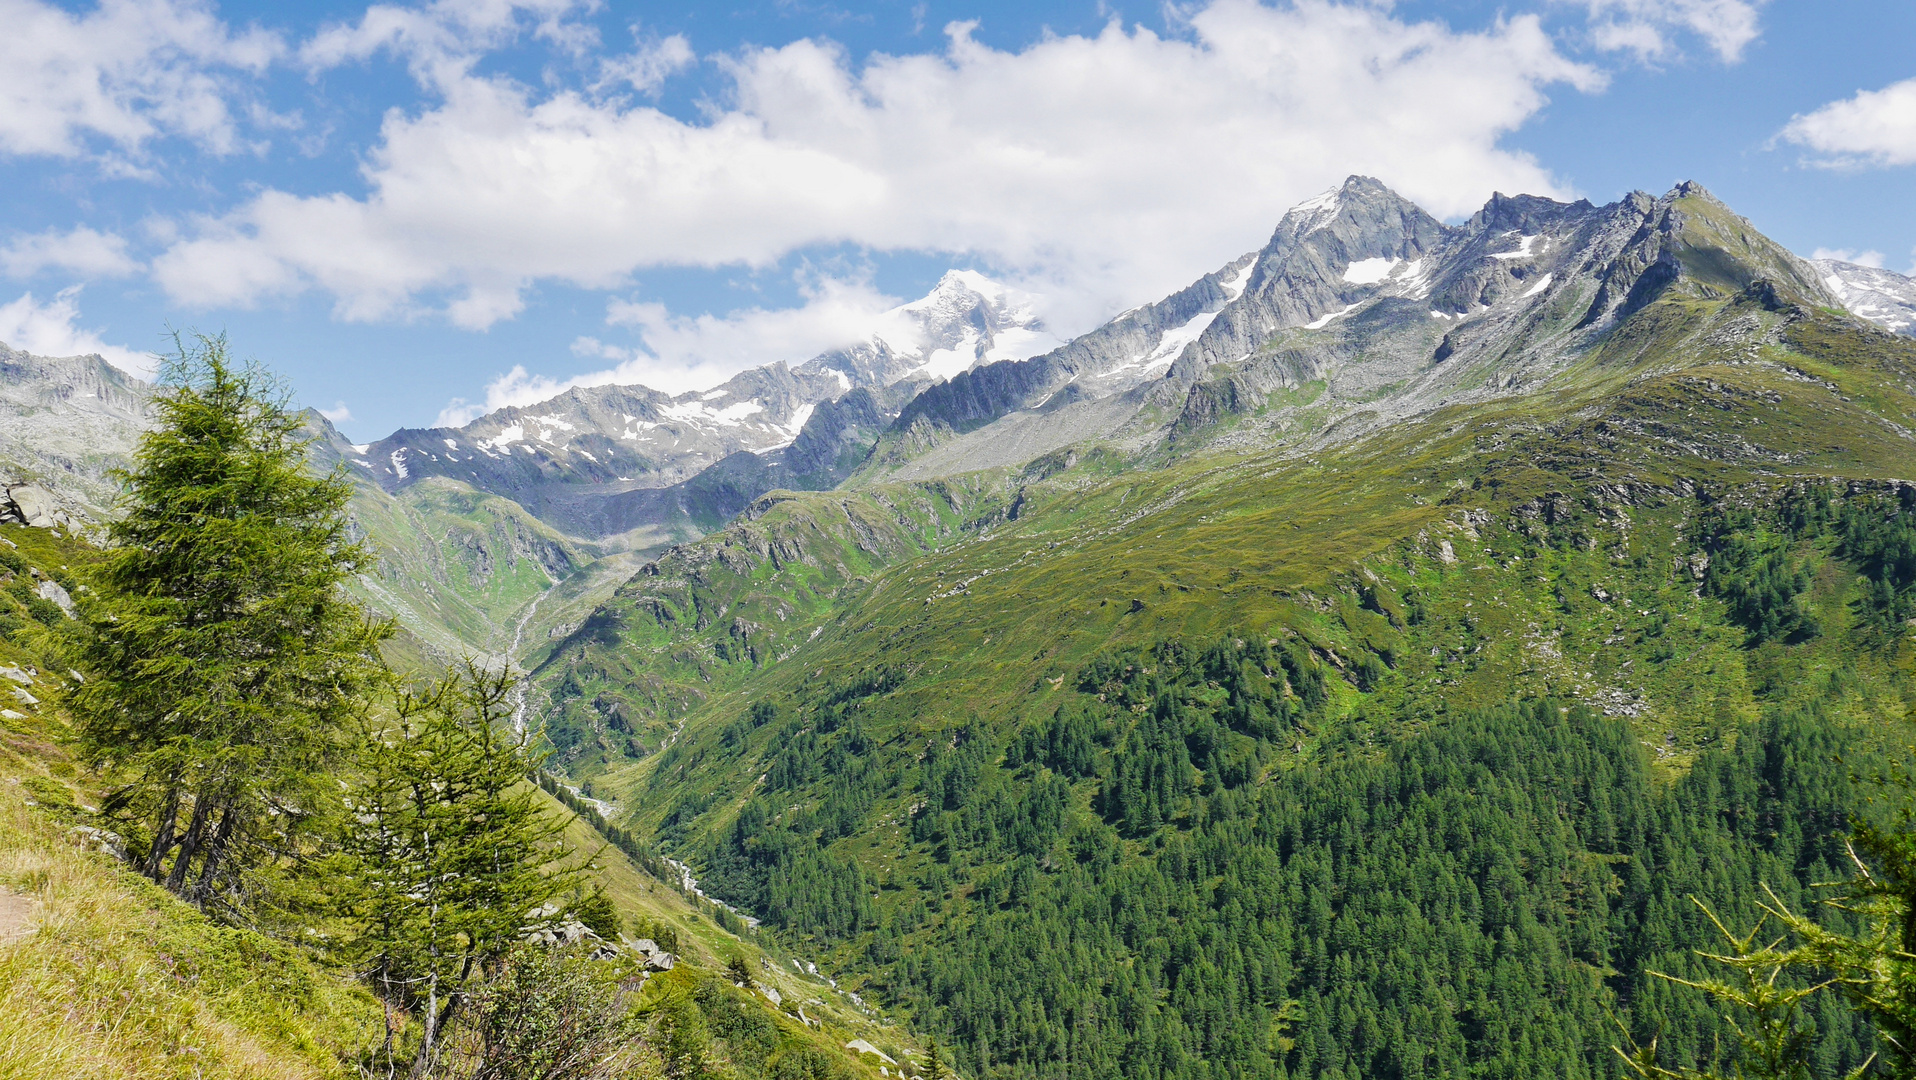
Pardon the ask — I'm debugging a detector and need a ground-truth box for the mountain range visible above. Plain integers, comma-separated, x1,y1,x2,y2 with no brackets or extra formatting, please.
9,175,1916,1077
9,180,1913,662
495,176,1916,1079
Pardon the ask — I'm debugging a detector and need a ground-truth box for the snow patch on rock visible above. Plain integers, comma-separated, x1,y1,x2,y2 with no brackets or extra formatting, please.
1304,302,1363,330
1343,257,1400,284
1489,234,1544,260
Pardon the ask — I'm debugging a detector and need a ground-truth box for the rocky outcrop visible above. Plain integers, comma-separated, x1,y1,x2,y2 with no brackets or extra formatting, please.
1,485,68,530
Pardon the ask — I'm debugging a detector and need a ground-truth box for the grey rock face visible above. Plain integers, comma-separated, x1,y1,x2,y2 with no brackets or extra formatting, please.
1813,259,1916,337
344,271,1056,544
70,824,128,861
35,579,74,617
0,345,152,526
3,485,63,528
871,176,1845,482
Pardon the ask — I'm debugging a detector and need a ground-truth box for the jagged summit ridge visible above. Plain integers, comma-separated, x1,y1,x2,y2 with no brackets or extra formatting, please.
793,269,1063,389
340,269,1061,544
875,177,1852,480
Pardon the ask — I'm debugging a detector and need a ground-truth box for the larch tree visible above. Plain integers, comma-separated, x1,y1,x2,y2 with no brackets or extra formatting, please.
333,664,575,1077
59,332,391,910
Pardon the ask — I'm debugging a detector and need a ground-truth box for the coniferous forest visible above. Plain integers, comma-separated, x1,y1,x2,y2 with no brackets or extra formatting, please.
695,647,1885,1080
634,471,1916,1080
13,179,1916,1080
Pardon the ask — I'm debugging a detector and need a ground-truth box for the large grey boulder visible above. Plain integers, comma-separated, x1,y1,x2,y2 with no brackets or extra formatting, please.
3,485,62,529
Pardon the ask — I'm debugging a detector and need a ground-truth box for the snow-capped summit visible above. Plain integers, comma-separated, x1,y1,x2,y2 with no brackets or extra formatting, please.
1813,259,1916,337
1274,185,1345,241
796,269,1064,388
335,269,1065,543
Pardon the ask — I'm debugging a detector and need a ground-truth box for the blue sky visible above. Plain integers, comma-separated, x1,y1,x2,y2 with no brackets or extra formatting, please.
2,0,1914,440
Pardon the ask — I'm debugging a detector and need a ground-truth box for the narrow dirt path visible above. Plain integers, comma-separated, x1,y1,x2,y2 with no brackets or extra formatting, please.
0,887,35,945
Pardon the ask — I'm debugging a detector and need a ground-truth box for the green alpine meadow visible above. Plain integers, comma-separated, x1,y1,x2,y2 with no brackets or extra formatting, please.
10,174,1916,1080
516,182,1916,1079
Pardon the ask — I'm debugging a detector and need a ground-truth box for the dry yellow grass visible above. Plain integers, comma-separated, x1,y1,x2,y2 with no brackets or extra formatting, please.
0,773,382,1080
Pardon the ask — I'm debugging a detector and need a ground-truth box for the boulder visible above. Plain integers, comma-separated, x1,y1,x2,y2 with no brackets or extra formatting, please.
622,935,676,970
70,825,127,861
35,580,73,617
846,1039,898,1065
3,485,61,529
524,918,598,948
521,917,630,962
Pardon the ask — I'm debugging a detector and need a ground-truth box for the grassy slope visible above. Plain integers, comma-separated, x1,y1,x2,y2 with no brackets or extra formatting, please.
0,527,384,1080
0,522,909,1080
530,473,1019,771
346,477,603,662
530,294,1916,987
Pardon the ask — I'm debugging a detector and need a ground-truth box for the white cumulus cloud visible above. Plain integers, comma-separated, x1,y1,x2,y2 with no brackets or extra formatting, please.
0,287,157,376
1576,0,1765,63
1781,77,1916,169
435,273,908,426
1,227,141,279
155,0,1600,345
0,0,281,161
1811,247,1886,269
299,0,593,89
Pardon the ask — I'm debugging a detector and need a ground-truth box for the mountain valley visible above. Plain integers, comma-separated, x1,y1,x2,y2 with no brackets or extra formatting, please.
10,177,1916,1078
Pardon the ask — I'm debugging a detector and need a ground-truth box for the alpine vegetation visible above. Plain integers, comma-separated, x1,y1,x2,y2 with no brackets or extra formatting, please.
2,333,859,1079
11,177,1916,1080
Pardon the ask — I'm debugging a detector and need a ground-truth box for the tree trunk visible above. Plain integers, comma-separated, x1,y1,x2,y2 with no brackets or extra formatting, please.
189,801,239,907
410,967,439,1080
165,795,213,894
143,786,181,882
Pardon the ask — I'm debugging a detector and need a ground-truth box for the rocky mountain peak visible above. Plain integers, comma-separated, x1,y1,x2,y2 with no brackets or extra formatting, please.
796,269,1060,390
0,343,152,524
1265,175,1445,259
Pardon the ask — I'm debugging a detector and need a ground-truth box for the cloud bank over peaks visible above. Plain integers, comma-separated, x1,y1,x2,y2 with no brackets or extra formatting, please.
153,0,1598,344
0,287,157,377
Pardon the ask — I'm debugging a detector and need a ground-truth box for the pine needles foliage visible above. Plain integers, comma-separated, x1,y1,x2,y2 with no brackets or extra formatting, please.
53,331,391,912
